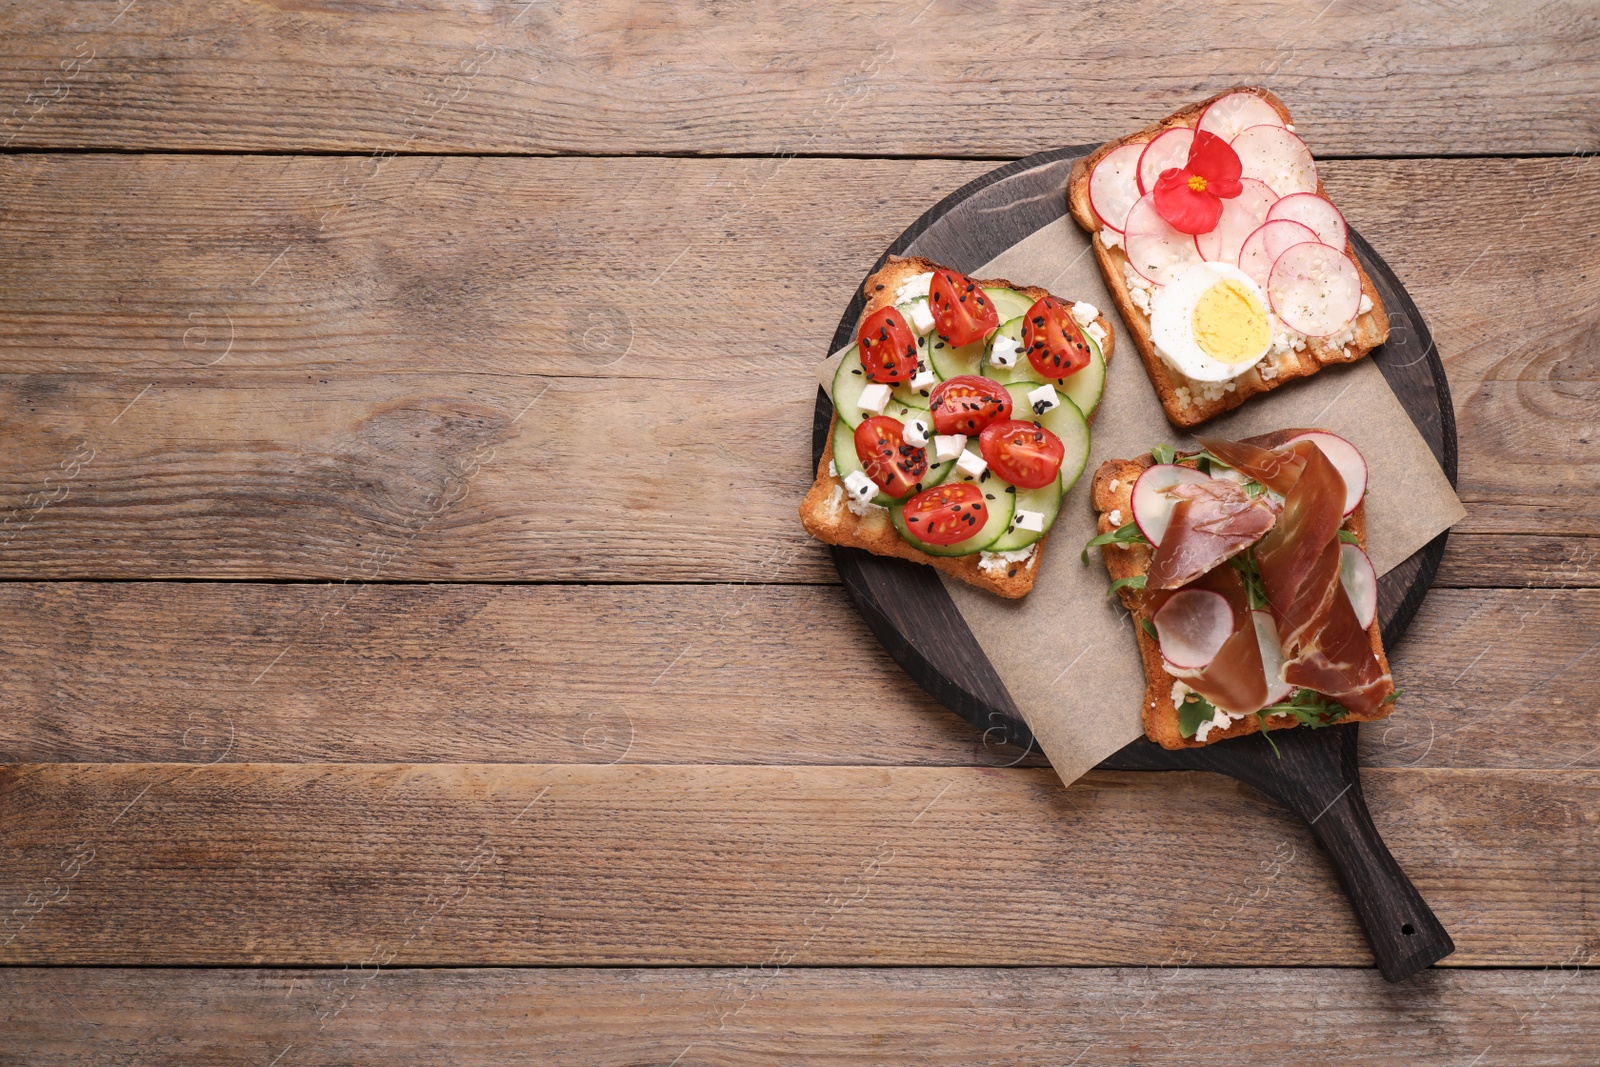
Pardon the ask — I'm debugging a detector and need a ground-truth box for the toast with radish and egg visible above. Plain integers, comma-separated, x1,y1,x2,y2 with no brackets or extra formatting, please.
1084,429,1393,748
800,255,1115,598
1067,87,1390,428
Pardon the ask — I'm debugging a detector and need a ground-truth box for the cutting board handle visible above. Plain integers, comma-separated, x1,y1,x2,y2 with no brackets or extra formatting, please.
1236,724,1455,982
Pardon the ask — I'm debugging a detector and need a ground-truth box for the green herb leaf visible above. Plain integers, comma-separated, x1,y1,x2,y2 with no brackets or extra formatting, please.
1107,574,1147,598
1337,529,1360,544
1228,549,1268,611
1243,480,1265,498
1176,692,1215,739
1197,455,1212,476
1255,711,1282,757
1258,688,1350,729
1140,617,1158,640
1081,521,1151,564
1151,443,1176,466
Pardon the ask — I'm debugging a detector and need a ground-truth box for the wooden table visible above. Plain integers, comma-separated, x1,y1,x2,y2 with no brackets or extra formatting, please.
0,2,1596,1062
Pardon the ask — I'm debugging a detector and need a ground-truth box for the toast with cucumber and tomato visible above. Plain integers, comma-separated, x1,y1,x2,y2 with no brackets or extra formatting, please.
800,255,1115,599
1085,429,1394,749
1067,87,1390,428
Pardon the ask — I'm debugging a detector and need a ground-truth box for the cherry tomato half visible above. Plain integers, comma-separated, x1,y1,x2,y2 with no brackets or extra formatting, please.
854,416,927,499
928,268,1000,347
929,374,1012,436
1023,296,1092,380
902,482,988,546
856,306,918,384
979,418,1065,489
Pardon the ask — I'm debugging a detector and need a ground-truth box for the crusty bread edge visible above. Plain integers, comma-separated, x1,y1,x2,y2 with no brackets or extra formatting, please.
1088,447,1393,749
798,254,1115,599
1065,86,1391,429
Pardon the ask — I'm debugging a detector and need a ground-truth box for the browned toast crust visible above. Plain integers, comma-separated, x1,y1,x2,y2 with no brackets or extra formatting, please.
1066,87,1390,428
799,255,1115,599
1088,447,1393,748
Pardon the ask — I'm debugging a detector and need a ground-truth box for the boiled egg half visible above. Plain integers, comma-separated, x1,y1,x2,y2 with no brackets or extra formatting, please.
1149,262,1273,382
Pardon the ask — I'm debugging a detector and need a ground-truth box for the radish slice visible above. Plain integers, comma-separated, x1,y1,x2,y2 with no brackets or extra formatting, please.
1194,177,1278,265
1284,430,1367,516
1252,610,1295,705
1198,92,1286,143
1123,194,1203,287
1266,192,1348,250
1267,242,1362,337
1237,218,1318,289
1130,463,1213,546
1089,142,1146,233
1231,124,1318,196
1136,127,1195,194
1153,589,1234,670
1339,543,1378,629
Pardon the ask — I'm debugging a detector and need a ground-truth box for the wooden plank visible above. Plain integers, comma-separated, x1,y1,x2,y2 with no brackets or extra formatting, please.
4,965,1597,1066
0,156,1594,578
0,584,1595,771
0,1,1594,155
0,762,1594,966
1436,534,1600,588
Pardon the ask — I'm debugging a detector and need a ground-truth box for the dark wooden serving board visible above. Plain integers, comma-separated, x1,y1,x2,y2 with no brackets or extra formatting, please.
813,145,1458,983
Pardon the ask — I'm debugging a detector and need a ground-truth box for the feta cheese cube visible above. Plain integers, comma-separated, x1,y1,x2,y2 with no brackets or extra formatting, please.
843,470,877,502
909,364,937,391
903,419,930,448
1026,383,1060,415
907,300,936,336
955,449,987,479
933,434,966,462
1014,509,1045,532
1070,301,1099,328
857,382,892,416
988,333,1021,368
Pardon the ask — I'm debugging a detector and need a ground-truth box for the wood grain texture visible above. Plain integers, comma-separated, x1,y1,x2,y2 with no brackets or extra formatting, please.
4,965,1598,1066
0,156,1594,578
0,762,1595,966
1436,533,1600,587
0,583,1594,771
0,1,1595,156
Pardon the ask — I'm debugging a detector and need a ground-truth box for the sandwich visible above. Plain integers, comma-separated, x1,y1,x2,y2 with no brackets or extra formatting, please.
1085,430,1395,748
800,255,1114,598
1066,87,1389,428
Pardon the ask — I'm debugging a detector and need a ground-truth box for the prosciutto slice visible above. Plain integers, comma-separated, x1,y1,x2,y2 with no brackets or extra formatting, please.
1250,443,1394,715
1196,434,1315,495
1146,478,1278,589
1157,565,1270,715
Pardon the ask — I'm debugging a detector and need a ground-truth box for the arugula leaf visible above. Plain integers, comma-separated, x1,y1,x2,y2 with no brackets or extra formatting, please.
1081,521,1150,564
1197,455,1212,476
1176,692,1215,739
1243,480,1265,498
1107,574,1147,598
1255,711,1282,757
1259,688,1350,729
1140,617,1158,640
1150,443,1176,466
1338,529,1360,544
1228,549,1268,610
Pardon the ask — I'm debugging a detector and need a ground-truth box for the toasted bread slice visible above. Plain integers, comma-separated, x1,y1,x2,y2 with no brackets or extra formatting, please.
1066,87,1390,429
1089,448,1393,748
799,254,1115,599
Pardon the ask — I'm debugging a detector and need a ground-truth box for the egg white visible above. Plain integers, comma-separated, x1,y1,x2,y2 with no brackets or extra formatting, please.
1149,262,1273,382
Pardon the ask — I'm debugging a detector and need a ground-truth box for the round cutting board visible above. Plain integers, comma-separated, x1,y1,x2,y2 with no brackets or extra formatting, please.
811,144,1459,983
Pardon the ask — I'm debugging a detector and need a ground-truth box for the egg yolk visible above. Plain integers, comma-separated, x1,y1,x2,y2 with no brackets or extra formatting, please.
1191,280,1270,363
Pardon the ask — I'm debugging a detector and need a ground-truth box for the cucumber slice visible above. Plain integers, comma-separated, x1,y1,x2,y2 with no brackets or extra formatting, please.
831,410,951,506
831,344,932,428
890,468,1016,557
926,333,987,381
985,287,1036,323
985,474,1063,552
1000,380,1092,492
985,318,1106,417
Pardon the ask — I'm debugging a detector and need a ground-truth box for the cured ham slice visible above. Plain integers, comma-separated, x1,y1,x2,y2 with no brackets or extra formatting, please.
1146,477,1278,589
1157,565,1270,715
1195,434,1308,496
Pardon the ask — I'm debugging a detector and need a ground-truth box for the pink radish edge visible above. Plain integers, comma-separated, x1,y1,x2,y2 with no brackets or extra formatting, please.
1153,589,1234,670
1130,463,1212,546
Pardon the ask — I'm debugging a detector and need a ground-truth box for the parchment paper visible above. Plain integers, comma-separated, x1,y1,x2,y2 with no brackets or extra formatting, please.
823,217,1465,787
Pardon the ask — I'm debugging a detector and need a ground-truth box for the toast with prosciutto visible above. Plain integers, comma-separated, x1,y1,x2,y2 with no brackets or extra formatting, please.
800,255,1115,598
1066,87,1390,428
1085,429,1395,748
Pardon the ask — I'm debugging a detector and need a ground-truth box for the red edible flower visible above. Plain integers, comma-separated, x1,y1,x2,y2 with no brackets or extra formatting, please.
1152,130,1244,235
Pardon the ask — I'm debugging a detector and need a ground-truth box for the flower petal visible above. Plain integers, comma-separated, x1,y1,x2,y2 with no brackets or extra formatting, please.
1154,168,1224,234
1187,129,1243,186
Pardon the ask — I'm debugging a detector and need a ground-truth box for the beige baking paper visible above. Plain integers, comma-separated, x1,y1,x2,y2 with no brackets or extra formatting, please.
820,217,1465,787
